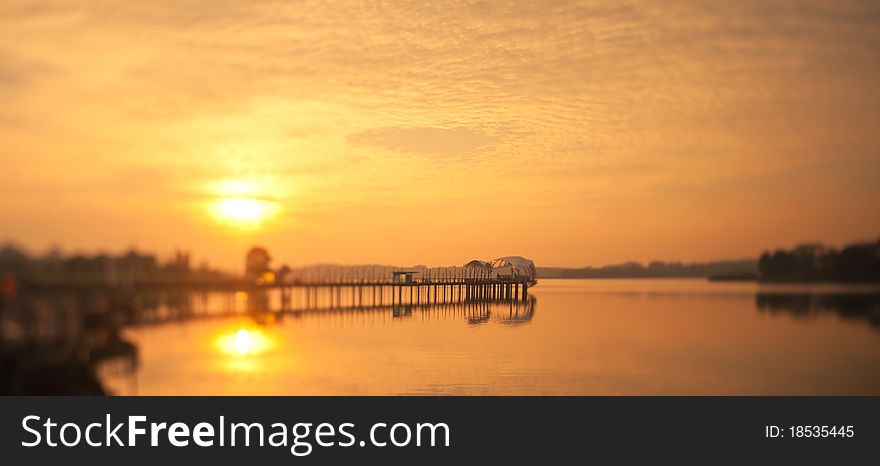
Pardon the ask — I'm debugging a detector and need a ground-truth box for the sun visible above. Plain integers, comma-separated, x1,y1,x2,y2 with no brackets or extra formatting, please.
209,197,279,228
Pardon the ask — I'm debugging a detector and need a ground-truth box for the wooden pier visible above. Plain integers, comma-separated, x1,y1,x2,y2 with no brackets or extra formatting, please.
5,265,538,331
263,265,534,313
270,278,533,312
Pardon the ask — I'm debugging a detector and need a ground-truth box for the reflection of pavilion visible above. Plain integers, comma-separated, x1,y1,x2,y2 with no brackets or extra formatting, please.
387,295,536,326
466,304,491,324
462,295,536,325
392,304,413,318
495,295,537,325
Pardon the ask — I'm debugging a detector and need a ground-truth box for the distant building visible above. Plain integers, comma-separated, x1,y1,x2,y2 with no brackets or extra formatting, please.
165,250,191,273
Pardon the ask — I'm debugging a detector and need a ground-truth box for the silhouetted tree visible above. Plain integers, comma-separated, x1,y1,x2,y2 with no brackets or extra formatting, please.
759,239,879,282
245,247,272,279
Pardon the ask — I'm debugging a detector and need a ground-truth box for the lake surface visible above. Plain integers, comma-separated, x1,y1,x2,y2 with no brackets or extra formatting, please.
100,279,880,395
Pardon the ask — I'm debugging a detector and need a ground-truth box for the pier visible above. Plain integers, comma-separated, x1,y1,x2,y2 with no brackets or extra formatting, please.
270,266,534,313
255,256,538,312
105,265,537,324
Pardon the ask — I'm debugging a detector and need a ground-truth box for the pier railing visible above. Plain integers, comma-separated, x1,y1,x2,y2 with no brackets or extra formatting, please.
267,265,534,308
276,265,534,286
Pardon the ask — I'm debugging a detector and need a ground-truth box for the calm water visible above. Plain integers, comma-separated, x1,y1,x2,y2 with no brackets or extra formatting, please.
100,279,880,395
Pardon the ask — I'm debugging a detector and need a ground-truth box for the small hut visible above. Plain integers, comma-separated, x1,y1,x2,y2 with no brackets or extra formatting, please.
392,270,417,284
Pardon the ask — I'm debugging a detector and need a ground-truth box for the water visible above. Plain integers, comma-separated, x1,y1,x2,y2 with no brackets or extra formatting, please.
100,279,880,395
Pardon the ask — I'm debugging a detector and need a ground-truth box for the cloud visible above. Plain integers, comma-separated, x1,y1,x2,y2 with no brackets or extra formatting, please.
0,50,54,91
349,126,496,155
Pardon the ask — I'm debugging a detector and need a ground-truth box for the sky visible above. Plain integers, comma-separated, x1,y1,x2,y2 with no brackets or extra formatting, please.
1,0,879,271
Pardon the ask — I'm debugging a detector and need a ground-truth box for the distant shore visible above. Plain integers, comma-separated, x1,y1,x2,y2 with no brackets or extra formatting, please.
537,259,757,280
707,273,758,282
538,238,880,283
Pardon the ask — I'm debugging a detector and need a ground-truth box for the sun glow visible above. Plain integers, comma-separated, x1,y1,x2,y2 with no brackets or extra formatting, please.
209,197,279,228
217,327,273,356
235,329,252,353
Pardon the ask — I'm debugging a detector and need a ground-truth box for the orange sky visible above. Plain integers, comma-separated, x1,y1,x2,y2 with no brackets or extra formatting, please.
1,1,879,271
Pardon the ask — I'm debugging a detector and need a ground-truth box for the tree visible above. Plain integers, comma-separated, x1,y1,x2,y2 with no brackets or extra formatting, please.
245,247,272,278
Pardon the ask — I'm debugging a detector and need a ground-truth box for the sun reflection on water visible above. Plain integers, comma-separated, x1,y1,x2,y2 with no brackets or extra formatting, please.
217,327,274,357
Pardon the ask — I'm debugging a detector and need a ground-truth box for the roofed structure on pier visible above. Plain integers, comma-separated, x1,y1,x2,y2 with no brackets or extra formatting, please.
489,256,537,285
463,259,492,273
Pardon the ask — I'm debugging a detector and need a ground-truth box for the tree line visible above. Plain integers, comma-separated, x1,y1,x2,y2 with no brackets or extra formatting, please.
0,243,230,285
758,239,880,282
537,259,757,279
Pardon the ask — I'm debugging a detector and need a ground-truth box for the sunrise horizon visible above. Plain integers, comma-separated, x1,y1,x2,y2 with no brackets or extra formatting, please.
3,234,879,273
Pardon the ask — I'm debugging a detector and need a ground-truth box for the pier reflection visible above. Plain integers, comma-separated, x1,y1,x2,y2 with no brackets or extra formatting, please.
306,295,538,326
1,283,536,394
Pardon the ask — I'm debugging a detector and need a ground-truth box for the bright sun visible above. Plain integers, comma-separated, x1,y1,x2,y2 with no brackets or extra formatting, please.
210,197,279,228
216,327,274,358
234,328,252,354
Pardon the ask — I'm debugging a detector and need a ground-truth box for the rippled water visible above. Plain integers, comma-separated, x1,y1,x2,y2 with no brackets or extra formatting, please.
100,279,880,395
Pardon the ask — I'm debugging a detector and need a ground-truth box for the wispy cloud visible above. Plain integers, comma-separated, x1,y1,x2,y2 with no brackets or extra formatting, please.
350,126,497,156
